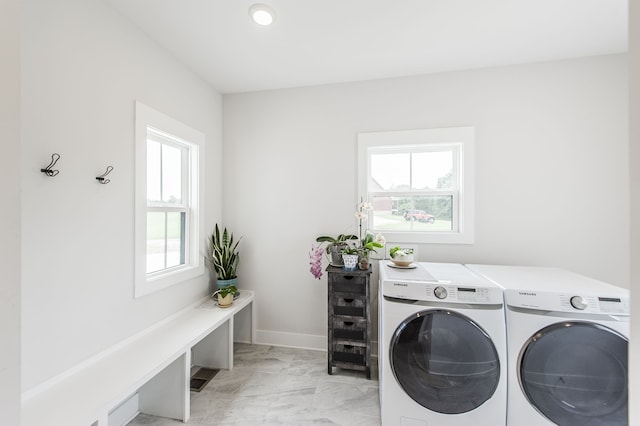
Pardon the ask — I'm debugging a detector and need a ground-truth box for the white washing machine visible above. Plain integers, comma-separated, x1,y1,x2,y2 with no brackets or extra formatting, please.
379,262,507,426
467,264,629,426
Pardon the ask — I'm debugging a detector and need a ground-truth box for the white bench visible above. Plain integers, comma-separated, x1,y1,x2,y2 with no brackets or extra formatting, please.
21,290,255,426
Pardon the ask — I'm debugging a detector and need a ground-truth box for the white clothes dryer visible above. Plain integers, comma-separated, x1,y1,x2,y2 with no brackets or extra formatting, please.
467,264,629,426
379,262,507,426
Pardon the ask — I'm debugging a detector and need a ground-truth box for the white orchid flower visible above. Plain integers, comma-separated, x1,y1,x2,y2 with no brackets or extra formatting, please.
355,211,368,221
358,201,373,211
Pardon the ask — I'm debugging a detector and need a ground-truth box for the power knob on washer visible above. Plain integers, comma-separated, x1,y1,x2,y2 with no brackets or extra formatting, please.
570,295,587,310
434,286,448,300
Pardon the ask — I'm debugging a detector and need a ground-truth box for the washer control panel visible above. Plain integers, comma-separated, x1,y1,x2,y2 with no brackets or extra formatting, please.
434,286,447,299
379,262,504,305
383,280,502,305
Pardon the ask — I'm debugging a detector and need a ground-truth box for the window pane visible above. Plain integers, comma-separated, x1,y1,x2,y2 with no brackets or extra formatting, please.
166,211,185,268
162,144,182,204
412,151,454,190
371,151,454,191
146,140,161,202
147,211,166,273
371,195,453,231
371,153,410,190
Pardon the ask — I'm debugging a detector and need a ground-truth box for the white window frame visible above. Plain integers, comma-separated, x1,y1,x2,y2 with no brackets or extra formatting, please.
357,127,475,244
134,101,205,298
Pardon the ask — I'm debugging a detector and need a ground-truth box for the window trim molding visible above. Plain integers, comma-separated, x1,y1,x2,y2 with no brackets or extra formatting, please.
134,101,205,298
357,127,475,245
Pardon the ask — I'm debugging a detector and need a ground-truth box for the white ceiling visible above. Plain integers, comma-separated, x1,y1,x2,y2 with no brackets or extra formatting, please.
102,0,628,94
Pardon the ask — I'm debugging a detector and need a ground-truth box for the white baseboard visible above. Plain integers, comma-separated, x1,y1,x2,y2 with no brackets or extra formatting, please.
254,329,326,351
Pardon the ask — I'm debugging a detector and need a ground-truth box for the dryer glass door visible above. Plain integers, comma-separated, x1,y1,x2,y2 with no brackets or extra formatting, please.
390,309,501,414
519,322,628,425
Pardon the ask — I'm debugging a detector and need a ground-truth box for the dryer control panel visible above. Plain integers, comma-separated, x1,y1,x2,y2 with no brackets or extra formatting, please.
467,264,630,316
560,294,629,314
505,289,630,315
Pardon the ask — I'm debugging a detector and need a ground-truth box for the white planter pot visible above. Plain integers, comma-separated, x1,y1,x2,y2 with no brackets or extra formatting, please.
217,293,233,307
342,254,358,271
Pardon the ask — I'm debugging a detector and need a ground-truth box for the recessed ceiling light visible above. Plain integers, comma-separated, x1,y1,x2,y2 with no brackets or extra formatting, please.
249,3,276,26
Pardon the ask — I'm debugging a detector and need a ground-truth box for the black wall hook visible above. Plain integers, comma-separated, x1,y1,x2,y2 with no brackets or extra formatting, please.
41,153,60,177
96,166,114,184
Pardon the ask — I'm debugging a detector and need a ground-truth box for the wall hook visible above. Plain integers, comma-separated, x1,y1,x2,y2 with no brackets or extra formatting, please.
41,153,61,177
96,166,114,184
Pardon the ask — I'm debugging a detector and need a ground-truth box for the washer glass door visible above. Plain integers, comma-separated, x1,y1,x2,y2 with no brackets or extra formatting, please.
390,309,501,414
519,322,628,425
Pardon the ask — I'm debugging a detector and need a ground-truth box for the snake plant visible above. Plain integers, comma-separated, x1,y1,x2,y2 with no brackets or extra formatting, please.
207,224,241,280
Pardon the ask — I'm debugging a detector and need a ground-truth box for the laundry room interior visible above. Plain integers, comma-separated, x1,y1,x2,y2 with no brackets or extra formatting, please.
2,1,640,425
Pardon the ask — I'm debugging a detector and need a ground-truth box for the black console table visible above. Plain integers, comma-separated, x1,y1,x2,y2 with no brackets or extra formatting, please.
326,265,372,379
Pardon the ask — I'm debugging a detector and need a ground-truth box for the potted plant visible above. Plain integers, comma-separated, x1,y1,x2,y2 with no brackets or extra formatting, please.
206,224,241,290
389,246,415,267
358,232,384,270
315,234,358,266
341,246,360,271
211,285,238,308
308,198,385,278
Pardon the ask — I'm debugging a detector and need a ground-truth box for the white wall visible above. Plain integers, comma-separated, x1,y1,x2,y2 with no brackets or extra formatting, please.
21,0,222,392
223,55,629,348
629,2,639,424
0,0,21,422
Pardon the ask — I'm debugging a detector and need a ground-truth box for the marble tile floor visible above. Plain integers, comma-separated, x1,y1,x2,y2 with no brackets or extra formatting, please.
129,343,381,426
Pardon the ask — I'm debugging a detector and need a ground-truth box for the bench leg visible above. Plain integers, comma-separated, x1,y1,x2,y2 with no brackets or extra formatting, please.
191,318,232,371
232,302,254,345
138,352,190,422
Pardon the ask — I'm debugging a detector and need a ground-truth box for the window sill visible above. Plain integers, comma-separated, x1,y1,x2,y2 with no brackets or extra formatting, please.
381,230,474,245
135,264,205,298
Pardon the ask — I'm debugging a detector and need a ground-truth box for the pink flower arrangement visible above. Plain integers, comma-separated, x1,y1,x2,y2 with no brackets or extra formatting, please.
309,244,324,279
